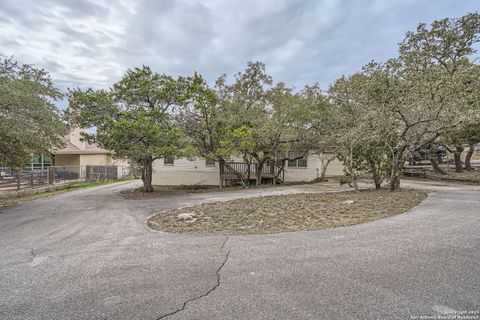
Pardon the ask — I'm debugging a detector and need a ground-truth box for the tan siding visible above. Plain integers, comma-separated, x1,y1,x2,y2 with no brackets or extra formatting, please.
79,154,111,166
68,128,86,150
54,154,80,166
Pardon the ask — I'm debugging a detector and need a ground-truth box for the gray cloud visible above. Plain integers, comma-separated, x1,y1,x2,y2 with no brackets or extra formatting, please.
0,0,478,93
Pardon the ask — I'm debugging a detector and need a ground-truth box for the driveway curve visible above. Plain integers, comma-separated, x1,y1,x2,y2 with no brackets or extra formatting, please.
0,180,479,320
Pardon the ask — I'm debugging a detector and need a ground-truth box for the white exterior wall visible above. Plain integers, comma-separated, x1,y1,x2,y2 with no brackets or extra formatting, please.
323,157,345,177
152,154,345,186
282,153,344,182
152,157,220,185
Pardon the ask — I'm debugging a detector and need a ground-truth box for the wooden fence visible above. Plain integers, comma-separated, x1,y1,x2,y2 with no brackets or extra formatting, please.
0,165,132,191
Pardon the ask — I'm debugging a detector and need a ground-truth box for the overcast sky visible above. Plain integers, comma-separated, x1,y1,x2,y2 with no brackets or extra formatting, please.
1,0,478,92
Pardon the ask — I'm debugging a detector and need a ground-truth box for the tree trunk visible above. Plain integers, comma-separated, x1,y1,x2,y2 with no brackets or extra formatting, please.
373,178,381,189
389,147,408,192
319,154,334,182
429,154,447,175
347,144,359,192
372,166,382,190
369,161,382,189
351,172,359,192
141,157,154,192
453,146,464,173
389,158,403,192
464,144,475,171
274,160,286,183
389,165,398,192
318,165,328,182
256,160,265,187
243,155,252,181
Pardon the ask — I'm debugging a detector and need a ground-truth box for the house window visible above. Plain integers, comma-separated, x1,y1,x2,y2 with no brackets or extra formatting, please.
205,159,216,166
288,152,307,168
30,153,51,170
164,156,175,165
288,158,297,167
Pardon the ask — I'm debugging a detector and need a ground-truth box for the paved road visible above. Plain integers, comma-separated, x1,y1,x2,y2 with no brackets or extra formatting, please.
0,181,479,320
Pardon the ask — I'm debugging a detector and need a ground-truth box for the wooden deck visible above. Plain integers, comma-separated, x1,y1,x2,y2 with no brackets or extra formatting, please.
219,161,279,187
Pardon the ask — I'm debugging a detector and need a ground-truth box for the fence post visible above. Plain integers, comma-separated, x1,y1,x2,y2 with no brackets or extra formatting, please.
219,162,223,189
47,169,50,191
446,152,450,182
31,170,34,188
16,170,20,191
423,152,426,178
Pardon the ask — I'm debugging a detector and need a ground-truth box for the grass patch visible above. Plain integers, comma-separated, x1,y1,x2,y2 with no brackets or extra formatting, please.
0,178,132,209
147,188,427,235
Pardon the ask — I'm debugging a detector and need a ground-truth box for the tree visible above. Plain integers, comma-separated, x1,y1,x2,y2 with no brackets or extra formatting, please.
179,73,251,185
0,57,67,168
216,61,273,185
329,73,392,191
398,13,480,174
217,62,320,185
463,125,480,171
297,84,337,182
68,66,192,192
330,12,480,191
181,62,320,187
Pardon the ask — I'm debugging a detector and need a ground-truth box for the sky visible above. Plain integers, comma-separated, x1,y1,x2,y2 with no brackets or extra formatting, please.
1,0,478,94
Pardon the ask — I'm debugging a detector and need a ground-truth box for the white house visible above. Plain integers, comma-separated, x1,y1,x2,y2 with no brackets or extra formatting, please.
152,152,345,186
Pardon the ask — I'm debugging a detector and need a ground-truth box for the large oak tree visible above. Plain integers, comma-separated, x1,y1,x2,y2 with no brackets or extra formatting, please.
68,66,192,192
0,58,67,168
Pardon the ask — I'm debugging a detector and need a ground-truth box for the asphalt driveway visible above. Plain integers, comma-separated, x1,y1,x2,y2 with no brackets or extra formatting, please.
0,180,479,320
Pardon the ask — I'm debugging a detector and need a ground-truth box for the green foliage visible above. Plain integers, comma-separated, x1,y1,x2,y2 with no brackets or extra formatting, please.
330,12,480,191
179,72,234,160
68,66,192,192
181,62,322,185
5,12,479,195
0,57,67,168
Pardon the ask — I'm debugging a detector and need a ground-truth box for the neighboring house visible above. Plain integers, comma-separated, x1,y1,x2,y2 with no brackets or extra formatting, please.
0,129,129,182
152,152,345,186
52,128,127,167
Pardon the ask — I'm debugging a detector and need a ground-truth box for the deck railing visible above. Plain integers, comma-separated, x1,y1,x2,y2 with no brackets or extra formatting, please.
219,161,276,177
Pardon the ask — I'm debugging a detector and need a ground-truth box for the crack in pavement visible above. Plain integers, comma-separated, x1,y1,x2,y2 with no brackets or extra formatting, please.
156,238,230,320
220,236,228,250
29,248,35,262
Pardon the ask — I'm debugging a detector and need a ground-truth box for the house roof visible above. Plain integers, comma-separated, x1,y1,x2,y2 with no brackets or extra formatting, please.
53,132,111,155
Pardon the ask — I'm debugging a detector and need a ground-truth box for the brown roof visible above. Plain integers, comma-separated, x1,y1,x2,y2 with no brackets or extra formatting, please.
53,135,110,155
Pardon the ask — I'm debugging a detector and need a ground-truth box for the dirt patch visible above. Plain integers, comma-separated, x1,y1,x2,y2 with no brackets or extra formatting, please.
427,171,480,184
147,188,427,235
119,185,221,199
404,167,480,184
119,182,313,199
